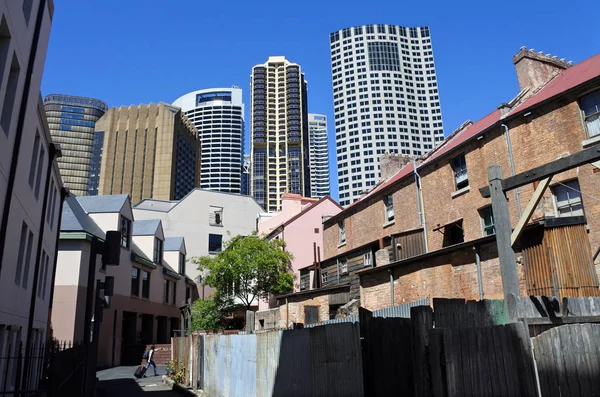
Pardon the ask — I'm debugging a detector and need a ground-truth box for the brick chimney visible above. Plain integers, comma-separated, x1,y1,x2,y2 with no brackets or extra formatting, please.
513,47,572,91
379,153,412,181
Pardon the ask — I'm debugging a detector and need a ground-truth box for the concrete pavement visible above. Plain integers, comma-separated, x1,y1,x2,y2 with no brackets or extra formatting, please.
97,365,179,396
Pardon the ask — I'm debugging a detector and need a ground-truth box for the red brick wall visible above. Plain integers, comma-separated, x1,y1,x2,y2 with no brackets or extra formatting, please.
360,243,528,311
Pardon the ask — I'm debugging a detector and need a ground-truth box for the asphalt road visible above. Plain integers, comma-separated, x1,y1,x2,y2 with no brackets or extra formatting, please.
97,365,179,396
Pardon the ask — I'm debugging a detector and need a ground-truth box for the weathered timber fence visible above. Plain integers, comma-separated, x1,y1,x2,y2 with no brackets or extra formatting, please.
173,296,600,396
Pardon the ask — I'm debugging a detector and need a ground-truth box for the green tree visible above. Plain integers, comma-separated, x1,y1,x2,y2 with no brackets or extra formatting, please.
192,234,294,310
190,298,224,331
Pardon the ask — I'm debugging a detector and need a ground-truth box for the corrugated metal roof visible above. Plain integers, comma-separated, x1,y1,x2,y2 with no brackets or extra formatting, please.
164,236,184,251
61,196,105,238
77,194,129,213
132,219,161,236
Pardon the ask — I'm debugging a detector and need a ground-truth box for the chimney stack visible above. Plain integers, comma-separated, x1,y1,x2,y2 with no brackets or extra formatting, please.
513,47,572,91
379,153,412,181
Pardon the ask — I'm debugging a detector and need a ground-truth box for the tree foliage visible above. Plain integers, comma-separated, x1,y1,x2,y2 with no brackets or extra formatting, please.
190,298,224,331
192,234,294,310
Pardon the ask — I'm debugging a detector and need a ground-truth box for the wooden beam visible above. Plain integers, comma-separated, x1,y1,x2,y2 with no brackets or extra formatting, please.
480,145,600,197
520,316,600,325
487,165,520,313
510,176,552,246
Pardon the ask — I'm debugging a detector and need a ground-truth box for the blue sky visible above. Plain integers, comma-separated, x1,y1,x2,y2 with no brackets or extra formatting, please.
41,0,600,201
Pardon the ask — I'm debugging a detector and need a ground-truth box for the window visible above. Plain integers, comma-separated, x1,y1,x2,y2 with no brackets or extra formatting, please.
120,216,131,248
209,206,223,226
164,279,171,304
142,271,150,299
22,230,33,288
338,220,346,245
28,132,40,187
179,253,186,275
34,146,45,199
131,268,140,296
153,238,163,264
186,286,191,302
15,222,28,286
580,90,600,138
443,222,464,247
314,228,319,234
552,180,584,217
364,251,373,267
451,154,469,190
300,273,309,291
322,270,328,284
1,54,20,135
208,234,222,253
479,206,495,236
384,194,395,222
172,282,177,305
341,259,348,274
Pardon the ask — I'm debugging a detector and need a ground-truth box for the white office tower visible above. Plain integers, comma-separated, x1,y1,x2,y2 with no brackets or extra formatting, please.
330,24,444,206
308,114,330,198
173,88,244,193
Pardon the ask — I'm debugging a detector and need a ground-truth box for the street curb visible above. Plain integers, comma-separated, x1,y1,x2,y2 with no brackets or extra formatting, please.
162,375,206,396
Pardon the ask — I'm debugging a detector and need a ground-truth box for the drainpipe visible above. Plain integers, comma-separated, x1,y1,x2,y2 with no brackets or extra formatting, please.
413,160,429,253
0,0,47,275
388,269,394,305
502,124,522,217
474,246,484,300
22,143,61,390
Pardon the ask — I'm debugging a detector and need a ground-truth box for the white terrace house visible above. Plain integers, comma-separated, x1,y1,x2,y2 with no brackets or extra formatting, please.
52,194,194,367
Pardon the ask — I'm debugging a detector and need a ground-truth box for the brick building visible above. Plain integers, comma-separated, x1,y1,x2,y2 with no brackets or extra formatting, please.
300,47,600,319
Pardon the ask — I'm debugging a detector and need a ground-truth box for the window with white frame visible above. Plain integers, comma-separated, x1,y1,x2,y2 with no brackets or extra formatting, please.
580,90,600,138
338,220,346,245
363,251,373,267
209,206,223,226
384,194,395,222
552,180,584,217
322,270,328,284
451,154,469,190
341,259,348,274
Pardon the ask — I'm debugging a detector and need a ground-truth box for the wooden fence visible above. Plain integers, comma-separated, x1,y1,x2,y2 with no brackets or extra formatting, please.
175,297,600,396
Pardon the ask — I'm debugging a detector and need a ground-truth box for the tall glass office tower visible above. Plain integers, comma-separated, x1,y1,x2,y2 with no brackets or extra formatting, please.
173,87,244,194
44,94,108,196
308,114,330,198
330,24,444,206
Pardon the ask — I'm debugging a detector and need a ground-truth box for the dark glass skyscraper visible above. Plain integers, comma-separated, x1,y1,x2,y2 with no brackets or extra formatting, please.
44,94,108,196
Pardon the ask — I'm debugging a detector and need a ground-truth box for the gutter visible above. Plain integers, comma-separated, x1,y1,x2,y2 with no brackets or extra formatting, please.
502,123,522,217
413,160,429,253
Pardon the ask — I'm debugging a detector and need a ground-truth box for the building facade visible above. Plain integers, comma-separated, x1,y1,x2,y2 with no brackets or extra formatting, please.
0,0,62,392
133,189,265,287
250,56,310,212
172,88,244,194
330,24,445,206
94,102,200,204
52,195,195,367
308,114,330,198
43,94,107,196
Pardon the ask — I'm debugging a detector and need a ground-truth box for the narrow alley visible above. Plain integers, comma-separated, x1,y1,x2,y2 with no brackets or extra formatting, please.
97,366,180,397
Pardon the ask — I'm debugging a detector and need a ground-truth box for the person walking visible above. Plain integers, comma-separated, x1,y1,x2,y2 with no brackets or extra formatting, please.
143,345,158,377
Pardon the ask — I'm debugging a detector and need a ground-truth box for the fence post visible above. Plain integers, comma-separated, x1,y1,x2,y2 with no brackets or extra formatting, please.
359,307,373,396
246,311,255,334
412,306,433,397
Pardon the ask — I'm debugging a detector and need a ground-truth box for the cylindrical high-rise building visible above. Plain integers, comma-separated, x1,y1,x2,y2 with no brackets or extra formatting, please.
173,88,244,194
44,94,108,196
330,25,444,206
250,56,310,212
308,114,330,198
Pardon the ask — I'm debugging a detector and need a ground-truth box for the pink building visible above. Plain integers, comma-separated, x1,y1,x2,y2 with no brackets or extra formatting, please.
257,194,342,309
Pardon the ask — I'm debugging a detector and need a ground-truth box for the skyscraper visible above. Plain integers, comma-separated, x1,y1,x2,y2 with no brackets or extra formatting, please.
93,103,200,203
250,56,310,212
308,114,330,198
241,154,251,196
330,24,444,206
44,94,108,196
172,88,244,193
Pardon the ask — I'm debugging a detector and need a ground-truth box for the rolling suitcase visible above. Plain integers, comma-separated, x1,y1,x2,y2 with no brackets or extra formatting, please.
134,365,147,379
